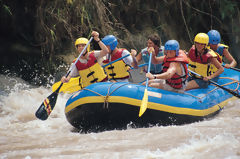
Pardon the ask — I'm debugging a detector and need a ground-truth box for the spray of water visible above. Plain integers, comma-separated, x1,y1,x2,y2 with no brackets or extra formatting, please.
1,74,240,159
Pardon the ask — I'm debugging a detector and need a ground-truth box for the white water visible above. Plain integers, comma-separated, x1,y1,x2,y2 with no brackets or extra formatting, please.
0,75,240,159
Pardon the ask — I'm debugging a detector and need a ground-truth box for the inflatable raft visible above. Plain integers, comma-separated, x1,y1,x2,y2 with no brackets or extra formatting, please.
65,68,240,132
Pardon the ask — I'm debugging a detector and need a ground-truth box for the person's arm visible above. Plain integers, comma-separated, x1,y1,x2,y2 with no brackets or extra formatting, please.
121,50,136,68
91,31,109,58
149,47,164,64
135,50,142,62
61,64,79,83
204,57,224,81
61,75,71,83
152,55,165,65
146,62,178,80
130,49,138,68
223,49,237,68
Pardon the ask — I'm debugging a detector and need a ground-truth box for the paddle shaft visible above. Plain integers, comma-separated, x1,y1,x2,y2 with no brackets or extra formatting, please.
67,37,93,78
52,54,147,93
129,63,148,70
56,37,93,91
139,53,153,117
229,67,240,72
188,69,240,98
35,37,93,120
102,54,130,68
222,64,240,72
145,53,153,86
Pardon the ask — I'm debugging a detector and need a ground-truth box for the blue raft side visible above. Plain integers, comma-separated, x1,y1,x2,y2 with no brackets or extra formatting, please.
66,68,240,110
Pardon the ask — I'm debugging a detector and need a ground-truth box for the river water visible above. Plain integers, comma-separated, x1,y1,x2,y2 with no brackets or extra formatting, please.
0,74,240,159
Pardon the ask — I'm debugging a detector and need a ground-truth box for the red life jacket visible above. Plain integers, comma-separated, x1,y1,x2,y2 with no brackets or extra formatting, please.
73,52,107,87
188,45,222,77
188,45,222,64
74,52,97,70
102,49,130,79
162,50,189,89
103,49,125,62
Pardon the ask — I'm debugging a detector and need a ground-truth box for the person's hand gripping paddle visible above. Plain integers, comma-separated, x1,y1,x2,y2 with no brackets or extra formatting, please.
139,50,153,117
35,37,93,120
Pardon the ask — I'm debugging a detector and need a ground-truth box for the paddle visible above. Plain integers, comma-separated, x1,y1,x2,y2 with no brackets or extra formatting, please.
222,64,240,72
52,53,130,94
188,69,240,98
51,55,146,94
51,62,147,94
130,63,148,70
52,77,82,93
102,54,130,68
139,52,153,117
228,67,240,72
35,37,93,120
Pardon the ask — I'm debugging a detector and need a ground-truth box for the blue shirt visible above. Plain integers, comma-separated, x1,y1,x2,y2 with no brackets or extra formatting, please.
141,46,164,74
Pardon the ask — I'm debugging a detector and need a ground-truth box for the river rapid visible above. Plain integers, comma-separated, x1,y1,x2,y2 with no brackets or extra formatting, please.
0,74,240,159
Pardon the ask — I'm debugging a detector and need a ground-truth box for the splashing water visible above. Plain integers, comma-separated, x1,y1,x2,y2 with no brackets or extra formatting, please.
0,75,240,159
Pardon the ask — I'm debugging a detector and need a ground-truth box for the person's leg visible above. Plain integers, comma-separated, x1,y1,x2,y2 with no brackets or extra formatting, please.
185,80,200,90
149,79,165,89
142,79,156,86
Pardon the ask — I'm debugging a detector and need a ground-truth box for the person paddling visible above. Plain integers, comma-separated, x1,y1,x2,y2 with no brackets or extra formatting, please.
207,29,237,68
134,34,164,74
185,33,224,90
102,35,138,82
61,31,109,87
145,40,189,93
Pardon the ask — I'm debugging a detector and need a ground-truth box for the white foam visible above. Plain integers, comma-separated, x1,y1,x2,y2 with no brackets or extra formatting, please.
1,76,240,159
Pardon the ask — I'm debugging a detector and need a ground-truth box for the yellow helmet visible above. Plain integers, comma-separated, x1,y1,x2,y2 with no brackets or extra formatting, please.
75,37,90,52
194,33,209,45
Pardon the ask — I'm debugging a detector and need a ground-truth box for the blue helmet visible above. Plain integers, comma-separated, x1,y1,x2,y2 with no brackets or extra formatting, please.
164,40,179,56
207,30,221,45
102,35,118,51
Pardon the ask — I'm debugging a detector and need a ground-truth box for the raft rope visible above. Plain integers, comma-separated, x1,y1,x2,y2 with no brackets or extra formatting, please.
183,77,240,100
81,77,239,109
82,82,131,109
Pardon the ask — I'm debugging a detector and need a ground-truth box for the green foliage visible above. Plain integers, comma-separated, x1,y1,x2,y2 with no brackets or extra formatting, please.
3,4,12,15
50,29,56,42
1,0,240,71
220,0,237,20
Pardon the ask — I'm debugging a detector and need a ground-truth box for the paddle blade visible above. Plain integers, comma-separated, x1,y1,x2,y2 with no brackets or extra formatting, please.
35,91,58,120
52,77,82,94
52,81,62,92
139,89,148,117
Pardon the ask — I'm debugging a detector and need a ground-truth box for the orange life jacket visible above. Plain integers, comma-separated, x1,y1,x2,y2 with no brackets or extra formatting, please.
162,50,189,89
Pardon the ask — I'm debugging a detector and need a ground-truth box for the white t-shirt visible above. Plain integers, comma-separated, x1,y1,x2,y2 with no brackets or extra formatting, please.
107,49,133,66
107,49,133,82
69,50,133,79
122,49,133,66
